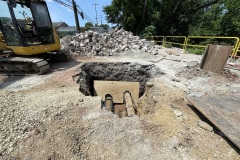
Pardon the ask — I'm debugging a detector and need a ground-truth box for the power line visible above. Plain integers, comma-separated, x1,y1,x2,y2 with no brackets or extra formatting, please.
76,4,95,24
52,0,72,10
53,0,96,25
52,0,80,33
64,0,96,24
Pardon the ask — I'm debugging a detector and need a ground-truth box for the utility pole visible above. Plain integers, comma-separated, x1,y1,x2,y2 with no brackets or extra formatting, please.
93,3,98,25
72,0,80,33
100,15,102,25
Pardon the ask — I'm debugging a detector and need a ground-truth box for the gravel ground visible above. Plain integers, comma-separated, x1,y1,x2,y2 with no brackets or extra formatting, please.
0,48,239,159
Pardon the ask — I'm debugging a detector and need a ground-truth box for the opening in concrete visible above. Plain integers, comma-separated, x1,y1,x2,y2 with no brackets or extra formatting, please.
73,62,163,117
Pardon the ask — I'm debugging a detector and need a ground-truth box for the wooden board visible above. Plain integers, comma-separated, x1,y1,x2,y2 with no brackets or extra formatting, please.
188,95,240,149
94,80,139,103
200,45,232,74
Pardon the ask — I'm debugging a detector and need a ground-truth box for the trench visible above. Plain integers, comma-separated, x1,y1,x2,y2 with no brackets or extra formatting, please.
73,62,163,117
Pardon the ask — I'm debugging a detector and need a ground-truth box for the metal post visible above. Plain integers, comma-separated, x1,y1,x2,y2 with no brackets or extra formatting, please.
72,0,80,33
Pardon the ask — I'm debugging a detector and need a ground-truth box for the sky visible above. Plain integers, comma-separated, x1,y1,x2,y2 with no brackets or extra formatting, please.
46,0,113,27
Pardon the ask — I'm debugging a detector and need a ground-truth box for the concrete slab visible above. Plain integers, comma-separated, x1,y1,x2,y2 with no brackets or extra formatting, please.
200,45,232,74
94,80,139,103
188,95,240,149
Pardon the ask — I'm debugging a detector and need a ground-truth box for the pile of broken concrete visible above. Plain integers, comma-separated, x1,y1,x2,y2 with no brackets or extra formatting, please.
60,28,161,57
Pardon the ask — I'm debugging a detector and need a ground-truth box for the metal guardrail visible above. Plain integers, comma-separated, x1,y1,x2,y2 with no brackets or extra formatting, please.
234,41,240,57
165,36,186,49
147,36,240,57
146,36,165,45
185,36,240,56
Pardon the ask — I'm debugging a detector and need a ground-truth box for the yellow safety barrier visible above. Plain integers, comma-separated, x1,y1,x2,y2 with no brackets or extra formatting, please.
146,36,165,45
185,36,240,56
165,36,186,49
234,41,240,57
146,35,240,56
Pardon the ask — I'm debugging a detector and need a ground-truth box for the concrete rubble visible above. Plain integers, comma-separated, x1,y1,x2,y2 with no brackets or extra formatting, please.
60,28,161,57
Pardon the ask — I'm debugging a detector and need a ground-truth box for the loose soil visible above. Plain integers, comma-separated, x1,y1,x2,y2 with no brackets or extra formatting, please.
0,49,239,159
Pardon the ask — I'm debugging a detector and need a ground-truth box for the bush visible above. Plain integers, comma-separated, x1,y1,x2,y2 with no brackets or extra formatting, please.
143,25,156,38
165,43,173,48
186,47,205,55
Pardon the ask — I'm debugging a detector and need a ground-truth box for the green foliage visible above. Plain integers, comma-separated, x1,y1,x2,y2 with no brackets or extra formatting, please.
103,0,240,37
165,43,173,48
57,31,75,38
100,24,109,30
187,48,205,55
82,22,94,31
143,25,156,38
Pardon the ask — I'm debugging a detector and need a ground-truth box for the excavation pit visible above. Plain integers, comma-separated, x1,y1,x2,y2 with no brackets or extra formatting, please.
73,62,163,117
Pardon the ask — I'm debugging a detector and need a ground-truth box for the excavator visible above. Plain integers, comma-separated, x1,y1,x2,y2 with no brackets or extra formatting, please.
0,0,68,74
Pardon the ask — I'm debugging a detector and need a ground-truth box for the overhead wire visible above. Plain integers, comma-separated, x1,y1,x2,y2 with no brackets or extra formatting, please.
52,0,96,24
81,0,94,19
63,0,96,24
76,4,95,24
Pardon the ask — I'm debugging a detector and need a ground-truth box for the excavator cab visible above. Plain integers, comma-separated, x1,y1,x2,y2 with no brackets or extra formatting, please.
0,0,61,55
0,0,66,74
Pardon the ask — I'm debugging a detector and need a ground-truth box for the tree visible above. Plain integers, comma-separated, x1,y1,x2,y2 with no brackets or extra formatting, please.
220,0,240,36
84,22,94,31
103,0,223,36
100,24,109,30
103,0,146,34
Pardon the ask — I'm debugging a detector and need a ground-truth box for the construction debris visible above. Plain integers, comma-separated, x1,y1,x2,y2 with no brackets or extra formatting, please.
60,28,161,57
197,120,213,132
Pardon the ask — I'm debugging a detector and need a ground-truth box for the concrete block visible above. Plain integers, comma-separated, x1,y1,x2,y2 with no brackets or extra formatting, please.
88,30,93,36
84,39,89,44
122,38,128,45
132,45,140,50
121,44,128,51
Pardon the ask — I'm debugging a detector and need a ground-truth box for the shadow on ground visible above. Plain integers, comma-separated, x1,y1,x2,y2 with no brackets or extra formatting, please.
0,58,81,89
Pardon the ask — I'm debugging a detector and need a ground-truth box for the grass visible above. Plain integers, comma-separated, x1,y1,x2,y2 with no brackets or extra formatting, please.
186,48,205,55
165,43,173,48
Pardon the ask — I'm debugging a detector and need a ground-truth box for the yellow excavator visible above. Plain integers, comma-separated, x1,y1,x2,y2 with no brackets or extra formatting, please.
0,0,68,74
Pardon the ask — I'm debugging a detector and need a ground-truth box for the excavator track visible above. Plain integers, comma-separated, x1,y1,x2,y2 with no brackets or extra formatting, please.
0,56,49,75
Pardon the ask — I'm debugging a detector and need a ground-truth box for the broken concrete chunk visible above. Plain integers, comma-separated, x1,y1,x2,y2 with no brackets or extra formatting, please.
122,38,128,45
107,41,113,48
153,49,158,55
88,30,93,36
197,120,213,132
188,92,204,97
152,96,159,103
146,82,154,88
84,38,89,44
174,110,182,117
121,44,128,51
132,45,140,50
60,29,182,58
